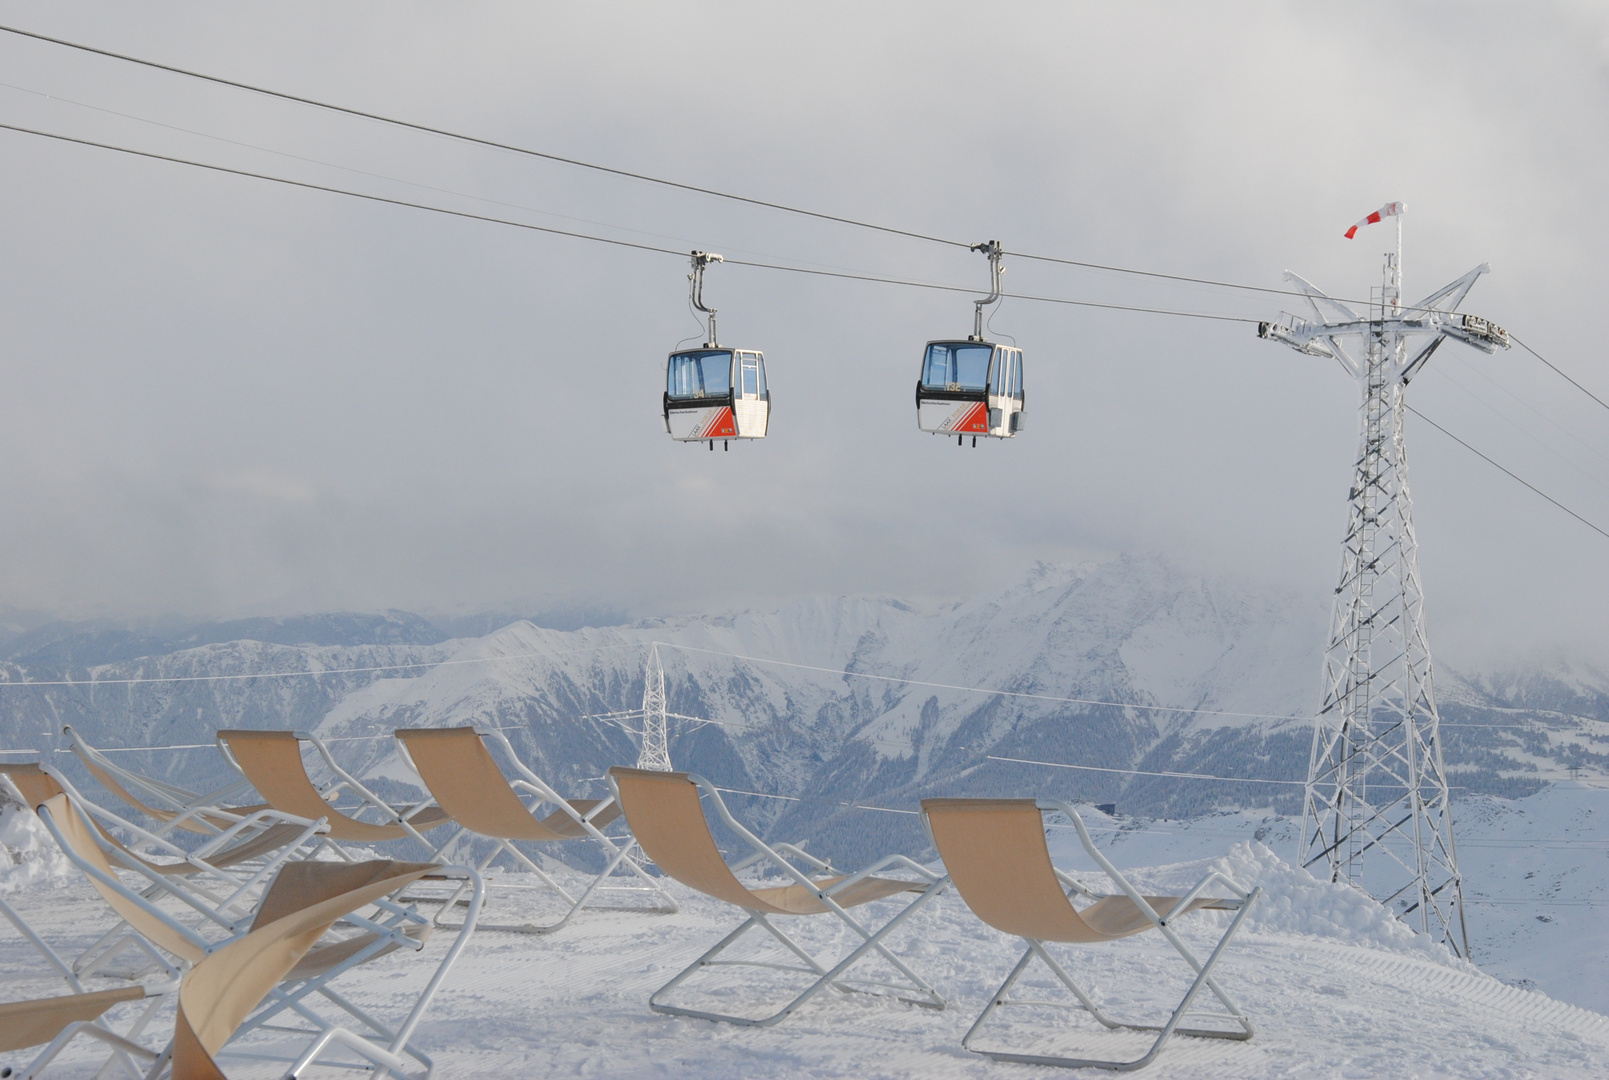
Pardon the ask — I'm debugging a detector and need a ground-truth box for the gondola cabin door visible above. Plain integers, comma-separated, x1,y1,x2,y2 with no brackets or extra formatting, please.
915,340,1024,440
664,348,769,443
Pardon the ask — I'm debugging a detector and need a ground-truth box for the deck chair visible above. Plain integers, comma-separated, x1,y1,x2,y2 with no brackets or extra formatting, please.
30,786,483,1078
1,762,327,966
393,727,677,932
63,725,277,841
216,730,453,857
921,798,1261,1071
0,895,172,1080
170,858,475,1080
607,766,949,1027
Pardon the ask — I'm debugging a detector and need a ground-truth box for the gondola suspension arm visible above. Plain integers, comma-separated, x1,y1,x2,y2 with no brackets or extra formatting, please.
970,241,1004,341
689,250,724,347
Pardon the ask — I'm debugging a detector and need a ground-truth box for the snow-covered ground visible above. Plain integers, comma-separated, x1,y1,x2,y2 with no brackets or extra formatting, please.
3,784,1607,1078
1047,781,1609,1014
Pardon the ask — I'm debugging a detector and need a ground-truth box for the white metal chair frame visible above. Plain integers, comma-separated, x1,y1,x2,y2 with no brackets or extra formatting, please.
610,770,951,1028
62,725,261,842
18,763,329,980
211,870,485,1080
32,792,483,1079
215,729,450,861
393,727,677,934
950,798,1261,1072
50,763,325,903
0,894,174,1080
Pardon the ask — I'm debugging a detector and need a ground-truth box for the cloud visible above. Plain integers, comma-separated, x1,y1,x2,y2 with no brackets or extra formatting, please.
0,0,1602,662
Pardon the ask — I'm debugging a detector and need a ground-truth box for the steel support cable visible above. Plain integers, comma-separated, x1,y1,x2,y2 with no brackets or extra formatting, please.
0,21,967,252
0,77,727,256
1431,360,1609,491
0,21,1384,309
1512,334,1609,415
0,120,1262,326
1408,406,1609,542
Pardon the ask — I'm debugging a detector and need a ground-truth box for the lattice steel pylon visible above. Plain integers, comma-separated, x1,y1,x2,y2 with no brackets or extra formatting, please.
1259,206,1510,958
636,643,673,771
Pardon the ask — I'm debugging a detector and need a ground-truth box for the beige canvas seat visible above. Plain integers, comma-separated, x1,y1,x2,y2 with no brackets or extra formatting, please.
170,858,465,1080
922,797,1261,1071
24,780,483,1079
608,766,949,1027
64,725,277,838
1,761,328,977
394,727,677,932
2,761,323,882
216,730,453,855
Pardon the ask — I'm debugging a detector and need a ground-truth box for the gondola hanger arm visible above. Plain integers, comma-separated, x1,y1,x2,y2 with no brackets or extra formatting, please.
970,241,1004,341
689,250,724,347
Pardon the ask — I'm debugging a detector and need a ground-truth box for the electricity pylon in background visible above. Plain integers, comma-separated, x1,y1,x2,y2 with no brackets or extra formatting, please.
637,643,672,771
1259,203,1510,958
587,643,713,771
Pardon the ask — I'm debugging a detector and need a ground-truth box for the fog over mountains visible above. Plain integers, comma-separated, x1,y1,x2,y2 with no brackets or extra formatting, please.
2,553,1604,863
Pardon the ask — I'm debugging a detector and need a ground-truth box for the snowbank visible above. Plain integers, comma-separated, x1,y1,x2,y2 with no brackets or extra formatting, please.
0,777,72,895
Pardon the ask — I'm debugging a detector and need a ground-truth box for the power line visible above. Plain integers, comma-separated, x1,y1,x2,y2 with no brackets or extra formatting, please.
1512,333,1609,415
0,120,1260,327
0,640,643,688
1408,405,1609,542
986,755,1306,787
657,641,1302,722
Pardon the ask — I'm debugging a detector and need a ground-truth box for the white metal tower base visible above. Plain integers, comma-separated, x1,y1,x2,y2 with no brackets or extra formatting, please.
637,643,672,771
1260,217,1508,958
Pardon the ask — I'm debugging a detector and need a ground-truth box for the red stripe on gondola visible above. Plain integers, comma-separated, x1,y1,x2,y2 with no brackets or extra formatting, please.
701,407,736,438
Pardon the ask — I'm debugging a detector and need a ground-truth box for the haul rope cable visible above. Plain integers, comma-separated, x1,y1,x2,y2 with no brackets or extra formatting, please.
1431,357,1609,487
0,78,726,256
0,121,1262,327
1408,406,1609,542
0,78,956,279
0,21,1414,309
1513,334,1609,415
6,21,1608,407
17,68,1602,477
3,123,1603,534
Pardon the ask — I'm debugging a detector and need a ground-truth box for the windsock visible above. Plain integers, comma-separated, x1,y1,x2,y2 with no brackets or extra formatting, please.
1344,201,1404,239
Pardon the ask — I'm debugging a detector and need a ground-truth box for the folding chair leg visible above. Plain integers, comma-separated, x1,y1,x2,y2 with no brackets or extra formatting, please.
650,883,948,1028
962,894,1259,1071
431,835,676,935
13,1021,161,1080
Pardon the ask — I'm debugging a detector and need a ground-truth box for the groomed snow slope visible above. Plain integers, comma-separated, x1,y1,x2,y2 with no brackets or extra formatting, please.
2,809,1604,1079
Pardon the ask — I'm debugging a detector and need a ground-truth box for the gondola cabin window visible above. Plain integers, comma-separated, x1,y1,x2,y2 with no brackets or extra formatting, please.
667,350,733,399
921,342,991,392
740,352,762,397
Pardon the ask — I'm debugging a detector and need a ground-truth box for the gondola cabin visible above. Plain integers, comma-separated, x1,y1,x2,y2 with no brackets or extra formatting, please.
664,347,769,445
916,339,1024,442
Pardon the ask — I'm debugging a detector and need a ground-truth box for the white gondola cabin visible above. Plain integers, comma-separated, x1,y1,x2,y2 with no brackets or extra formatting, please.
915,339,1023,441
916,241,1024,445
663,251,769,449
663,347,769,444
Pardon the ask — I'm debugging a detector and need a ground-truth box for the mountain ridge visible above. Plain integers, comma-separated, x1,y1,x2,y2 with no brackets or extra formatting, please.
1,553,1602,864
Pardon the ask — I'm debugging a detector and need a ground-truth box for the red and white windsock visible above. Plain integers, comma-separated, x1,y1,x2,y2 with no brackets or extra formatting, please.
1344,201,1404,239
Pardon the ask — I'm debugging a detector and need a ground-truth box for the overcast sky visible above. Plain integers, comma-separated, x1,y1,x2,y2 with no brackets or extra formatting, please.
0,1,1604,663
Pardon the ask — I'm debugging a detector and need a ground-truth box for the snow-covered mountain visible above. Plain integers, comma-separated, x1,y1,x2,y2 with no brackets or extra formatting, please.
2,553,1604,865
